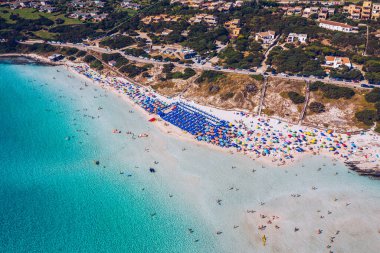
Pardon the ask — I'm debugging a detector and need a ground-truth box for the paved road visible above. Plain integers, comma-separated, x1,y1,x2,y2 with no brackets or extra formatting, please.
22,40,368,89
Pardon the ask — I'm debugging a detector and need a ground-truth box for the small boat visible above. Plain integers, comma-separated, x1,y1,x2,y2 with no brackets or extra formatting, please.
138,133,149,138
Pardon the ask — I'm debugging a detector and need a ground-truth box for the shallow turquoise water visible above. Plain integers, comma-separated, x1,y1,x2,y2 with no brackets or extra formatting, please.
0,61,216,253
1,60,379,253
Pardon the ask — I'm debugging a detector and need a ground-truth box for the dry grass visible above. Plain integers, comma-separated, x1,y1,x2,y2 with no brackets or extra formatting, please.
304,88,374,130
262,77,307,123
182,73,263,112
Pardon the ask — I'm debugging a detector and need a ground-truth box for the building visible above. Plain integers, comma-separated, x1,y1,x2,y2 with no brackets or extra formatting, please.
141,15,180,24
189,14,217,26
286,33,307,43
255,31,276,44
161,28,173,36
362,1,372,20
319,20,356,33
302,7,319,18
121,0,141,10
372,3,380,20
349,4,362,19
325,56,352,69
224,19,241,38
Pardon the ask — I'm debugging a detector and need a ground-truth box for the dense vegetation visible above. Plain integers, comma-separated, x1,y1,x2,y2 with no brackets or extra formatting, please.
196,70,225,83
166,68,196,80
267,47,324,77
287,91,305,104
100,35,135,49
309,81,355,99
101,53,129,67
120,64,151,78
330,66,363,81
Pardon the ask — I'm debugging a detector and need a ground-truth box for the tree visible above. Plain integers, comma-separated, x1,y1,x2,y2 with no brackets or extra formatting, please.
90,60,103,70
76,50,87,57
84,55,96,63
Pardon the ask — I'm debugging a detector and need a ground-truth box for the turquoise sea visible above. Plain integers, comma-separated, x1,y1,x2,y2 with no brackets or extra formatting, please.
0,59,217,253
1,59,380,253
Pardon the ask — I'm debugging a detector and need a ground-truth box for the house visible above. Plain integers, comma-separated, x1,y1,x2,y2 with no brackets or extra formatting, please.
372,3,380,20
39,6,57,13
189,14,217,26
287,33,307,43
319,20,356,33
325,56,352,69
345,4,362,19
141,15,175,24
255,31,276,44
224,19,240,30
224,19,241,37
318,12,328,19
69,12,92,20
231,28,241,37
92,13,108,22
180,48,197,59
219,2,232,11
302,7,312,18
121,1,141,10
302,7,319,18
361,1,372,20
40,1,52,6
161,28,173,36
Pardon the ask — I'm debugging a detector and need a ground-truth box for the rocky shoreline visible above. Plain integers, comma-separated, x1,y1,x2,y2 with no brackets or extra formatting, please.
0,54,62,66
345,161,380,179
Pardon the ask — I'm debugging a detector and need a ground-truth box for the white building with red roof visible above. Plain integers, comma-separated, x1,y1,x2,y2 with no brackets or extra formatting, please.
319,20,357,33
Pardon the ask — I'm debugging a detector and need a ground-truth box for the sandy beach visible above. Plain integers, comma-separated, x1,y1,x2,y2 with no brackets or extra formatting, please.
67,61,380,172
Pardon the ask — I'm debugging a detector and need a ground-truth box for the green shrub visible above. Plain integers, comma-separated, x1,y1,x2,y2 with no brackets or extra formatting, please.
365,88,380,103
288,91,305,104
250,74,264,81
120,64,148,78
196,70,225,83
84,55,96,63
355,109,377,126
309,102,325,113
62,47,78,56
100,35,135,49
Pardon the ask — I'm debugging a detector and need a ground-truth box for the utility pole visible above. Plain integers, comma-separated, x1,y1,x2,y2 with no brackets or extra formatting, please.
358,23,369,56
365,24,369,56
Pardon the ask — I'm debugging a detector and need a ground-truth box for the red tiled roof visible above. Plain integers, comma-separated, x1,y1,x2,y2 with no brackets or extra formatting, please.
319,20,353,29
